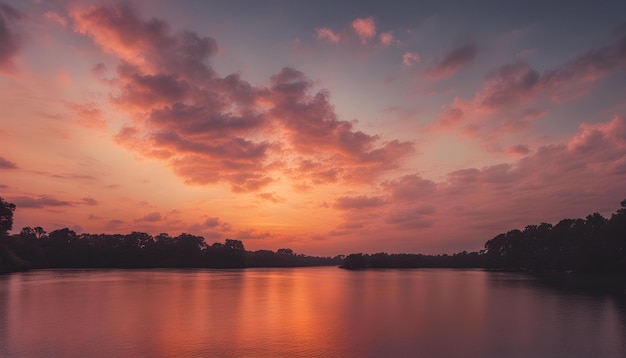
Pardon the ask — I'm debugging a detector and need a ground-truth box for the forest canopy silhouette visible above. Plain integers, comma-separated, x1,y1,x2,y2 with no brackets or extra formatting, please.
1,196,625,275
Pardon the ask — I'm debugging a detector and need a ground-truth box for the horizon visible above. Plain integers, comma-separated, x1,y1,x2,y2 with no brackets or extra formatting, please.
1,0,626,256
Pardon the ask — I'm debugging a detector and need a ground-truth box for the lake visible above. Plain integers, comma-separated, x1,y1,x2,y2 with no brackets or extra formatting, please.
1,268,624,357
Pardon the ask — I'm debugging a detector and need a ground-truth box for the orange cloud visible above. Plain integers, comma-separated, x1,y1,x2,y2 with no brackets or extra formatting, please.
72,4,413,193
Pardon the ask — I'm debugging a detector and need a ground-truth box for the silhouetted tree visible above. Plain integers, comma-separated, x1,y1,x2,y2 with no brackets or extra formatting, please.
277,248,294,256
0,197,15,235
224,239,244,251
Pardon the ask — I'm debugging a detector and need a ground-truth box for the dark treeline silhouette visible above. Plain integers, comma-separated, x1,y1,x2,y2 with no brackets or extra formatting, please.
342,199,626,275
2,197,626,275
0,197,342,273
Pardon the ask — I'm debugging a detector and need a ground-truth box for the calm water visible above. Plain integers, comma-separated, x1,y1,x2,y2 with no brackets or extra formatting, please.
0,268,624,357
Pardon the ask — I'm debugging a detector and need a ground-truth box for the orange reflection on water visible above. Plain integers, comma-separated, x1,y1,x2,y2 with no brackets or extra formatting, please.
1,268,625,357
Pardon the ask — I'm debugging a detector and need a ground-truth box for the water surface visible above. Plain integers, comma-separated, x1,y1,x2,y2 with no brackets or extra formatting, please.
1,268,624,357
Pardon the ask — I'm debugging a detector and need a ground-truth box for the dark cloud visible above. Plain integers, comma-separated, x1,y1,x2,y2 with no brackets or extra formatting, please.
426,44,478,79
385,205,436,229
91,62,107,77
105,219,125,230
382,174,437,201
11,195,73,208
0,155,17,169
506,144,531,156
234,229,271,240
0,3,22,73
480,63,540,109
81,197,99,206
135,212,162,222
334,195,386,210
203,217,220,228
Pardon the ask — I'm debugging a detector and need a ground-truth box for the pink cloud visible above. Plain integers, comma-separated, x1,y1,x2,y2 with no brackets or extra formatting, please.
314,17,396,47
402,52,421,67
315,27,340,43
72,3,217,78
323,114,626,252
65,102,106,129
431,30,626,150
505,144,531,156
351,17,376,44
72,4,413,192
43,11,68,28
379,31,395,46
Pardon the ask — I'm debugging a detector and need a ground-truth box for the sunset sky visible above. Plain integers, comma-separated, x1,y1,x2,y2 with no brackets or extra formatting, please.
1,0,625,255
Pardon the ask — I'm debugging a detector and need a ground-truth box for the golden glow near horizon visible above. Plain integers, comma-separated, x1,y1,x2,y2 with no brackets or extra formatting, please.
1,1,626,255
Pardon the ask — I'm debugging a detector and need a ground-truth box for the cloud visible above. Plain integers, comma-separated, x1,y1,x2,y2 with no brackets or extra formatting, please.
355,114,626,248
0,3,23,74
314,17,395,47
65,102,106,128
379,31,396,46
258,192,284,203
382,175,437,201
506,144,531,156
426,44,478,80
203,217,220,228
10,195,73,208
402,52,421,67
43,11,68,28
234,229,271,240
0,155,17,169
334,195,386,210
315,27,340,43
135,212,161,222
385,205,436,229
81,197,99,206
351,17,376,44
73,4,413,192
72,3,217,78
105,219,125,230
434,31,626,142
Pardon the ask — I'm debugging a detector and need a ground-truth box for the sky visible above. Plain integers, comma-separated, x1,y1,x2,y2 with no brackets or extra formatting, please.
1,0,625,256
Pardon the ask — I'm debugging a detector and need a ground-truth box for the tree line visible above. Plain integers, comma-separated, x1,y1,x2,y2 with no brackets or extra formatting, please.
0,197,342,273
2,196,626,274
342,199,626,275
